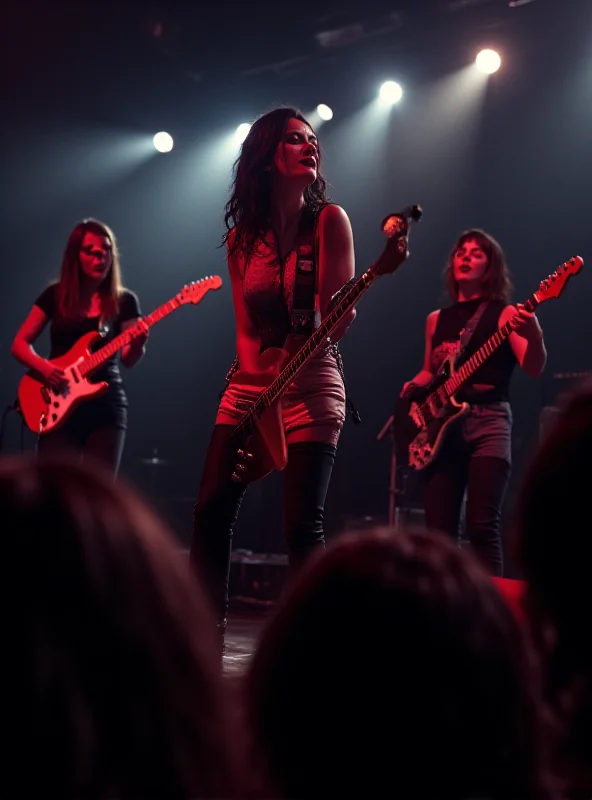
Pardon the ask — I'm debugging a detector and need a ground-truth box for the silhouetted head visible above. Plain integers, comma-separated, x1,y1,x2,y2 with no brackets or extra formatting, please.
0,454,248,799
248,526,553,799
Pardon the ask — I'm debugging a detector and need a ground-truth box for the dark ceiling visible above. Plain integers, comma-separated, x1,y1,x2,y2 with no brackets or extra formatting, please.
2,0,569,127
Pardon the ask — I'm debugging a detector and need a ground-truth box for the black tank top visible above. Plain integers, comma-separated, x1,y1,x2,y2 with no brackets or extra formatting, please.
430,299,517,403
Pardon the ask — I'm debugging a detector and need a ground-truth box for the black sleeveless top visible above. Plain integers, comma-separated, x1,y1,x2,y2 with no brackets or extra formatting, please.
430,299,517,403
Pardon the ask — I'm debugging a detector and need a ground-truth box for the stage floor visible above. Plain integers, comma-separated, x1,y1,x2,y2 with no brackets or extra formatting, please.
223,608,269,677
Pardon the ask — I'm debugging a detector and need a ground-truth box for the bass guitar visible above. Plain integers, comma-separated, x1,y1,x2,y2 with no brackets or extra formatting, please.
18,276,222,434
393,256,583,471
229,206,422,484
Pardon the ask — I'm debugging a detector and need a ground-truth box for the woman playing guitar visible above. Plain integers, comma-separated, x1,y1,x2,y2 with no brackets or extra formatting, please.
11,218,148,475
190,107,361,648
399,229,546,575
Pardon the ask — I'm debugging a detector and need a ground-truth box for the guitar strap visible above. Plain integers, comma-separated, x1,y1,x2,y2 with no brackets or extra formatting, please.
220,212,321,399
290,205,320,338
220,204,361,424
456,301,488,362
291,203,361,424
220,212,322,398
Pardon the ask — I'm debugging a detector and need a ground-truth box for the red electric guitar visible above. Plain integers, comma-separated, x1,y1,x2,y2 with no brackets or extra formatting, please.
18,276,222,434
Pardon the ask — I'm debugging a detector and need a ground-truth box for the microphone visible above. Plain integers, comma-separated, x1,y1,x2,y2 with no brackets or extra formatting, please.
402,204,423,222
381,205,423,238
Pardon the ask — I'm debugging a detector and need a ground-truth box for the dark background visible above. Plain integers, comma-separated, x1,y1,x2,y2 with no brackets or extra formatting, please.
0,0,589,568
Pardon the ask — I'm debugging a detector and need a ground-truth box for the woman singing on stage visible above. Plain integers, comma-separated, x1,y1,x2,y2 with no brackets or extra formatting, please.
190,107,359,647
11,218,148,475
400,229,547,575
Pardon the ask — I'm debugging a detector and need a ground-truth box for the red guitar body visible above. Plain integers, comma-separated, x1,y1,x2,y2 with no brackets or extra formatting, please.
18,331,108,434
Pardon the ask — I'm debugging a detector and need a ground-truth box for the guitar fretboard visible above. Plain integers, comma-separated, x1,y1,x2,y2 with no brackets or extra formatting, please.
79,297,182,377
440,296,538,399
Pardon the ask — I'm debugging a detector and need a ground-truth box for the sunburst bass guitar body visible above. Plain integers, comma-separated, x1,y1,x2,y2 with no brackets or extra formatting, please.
393,354,470,471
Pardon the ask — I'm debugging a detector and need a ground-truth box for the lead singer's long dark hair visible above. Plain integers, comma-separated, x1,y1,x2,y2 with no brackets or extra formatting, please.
223,107,328,259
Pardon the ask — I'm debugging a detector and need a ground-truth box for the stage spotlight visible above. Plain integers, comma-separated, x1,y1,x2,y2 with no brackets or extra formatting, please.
379,81,403,105
153,131,173,153
475,49,501,75
235,123,251,144
316,103,334,121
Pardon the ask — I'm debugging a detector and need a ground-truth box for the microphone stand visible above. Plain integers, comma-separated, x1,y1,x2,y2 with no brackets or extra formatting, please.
0,399,23,454
376,414,401,531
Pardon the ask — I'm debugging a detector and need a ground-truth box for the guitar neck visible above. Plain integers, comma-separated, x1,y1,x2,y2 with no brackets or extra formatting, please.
444,295,538,396
79,296,181,377
247,265,380,421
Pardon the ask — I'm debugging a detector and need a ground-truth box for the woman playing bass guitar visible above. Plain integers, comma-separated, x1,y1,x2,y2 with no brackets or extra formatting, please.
399,229,546,575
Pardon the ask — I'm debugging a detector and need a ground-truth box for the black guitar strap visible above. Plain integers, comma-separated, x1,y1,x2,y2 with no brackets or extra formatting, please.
220,208,322,398
456,301,488,361
291,203,361,424
220,205,361,424
290,205,320,338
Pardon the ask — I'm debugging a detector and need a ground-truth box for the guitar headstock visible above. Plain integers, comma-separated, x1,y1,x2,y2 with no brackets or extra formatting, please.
178,275,223,305
374,205,423,276
534,256,583,303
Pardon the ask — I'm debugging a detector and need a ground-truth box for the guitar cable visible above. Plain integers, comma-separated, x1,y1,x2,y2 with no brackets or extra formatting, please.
35,414,47,454
0,399,24,454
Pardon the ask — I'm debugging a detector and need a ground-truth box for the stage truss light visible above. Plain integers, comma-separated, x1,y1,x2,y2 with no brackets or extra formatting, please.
379,81,404,105
475,49,501,75
316,103,334,121
153,131,173,153
235,123,251,144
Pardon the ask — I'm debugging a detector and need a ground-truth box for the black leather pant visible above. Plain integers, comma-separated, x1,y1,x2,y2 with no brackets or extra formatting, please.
190,424,337,621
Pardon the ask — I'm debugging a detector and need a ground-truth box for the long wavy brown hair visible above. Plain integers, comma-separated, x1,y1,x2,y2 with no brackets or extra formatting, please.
444,228,513,302
56,218,123,319
223,107,328,259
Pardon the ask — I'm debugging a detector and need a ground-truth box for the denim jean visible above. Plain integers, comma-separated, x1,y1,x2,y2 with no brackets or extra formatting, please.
423,402,512,576
190,424,337,622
